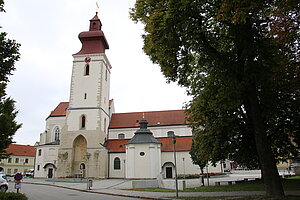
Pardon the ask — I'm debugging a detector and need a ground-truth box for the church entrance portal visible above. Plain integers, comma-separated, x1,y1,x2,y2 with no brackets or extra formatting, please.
72,135,87,177
162,162,175,179
166,167,173,178
48,168,53,178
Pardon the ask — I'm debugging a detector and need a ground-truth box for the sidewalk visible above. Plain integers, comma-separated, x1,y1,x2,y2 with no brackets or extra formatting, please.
20,177,300,199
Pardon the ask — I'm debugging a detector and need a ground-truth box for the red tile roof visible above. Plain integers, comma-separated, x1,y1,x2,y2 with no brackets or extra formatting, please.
107,136,192,153
109,110,188,129
106,139,129,153
5,144,36,157
49,102,69,117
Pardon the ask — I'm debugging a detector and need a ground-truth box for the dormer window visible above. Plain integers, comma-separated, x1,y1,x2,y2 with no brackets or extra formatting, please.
84,64,90,76
118,133,125,139
167,131,175,138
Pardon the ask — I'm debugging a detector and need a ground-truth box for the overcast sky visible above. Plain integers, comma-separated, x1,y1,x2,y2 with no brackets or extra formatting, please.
1,0,190,145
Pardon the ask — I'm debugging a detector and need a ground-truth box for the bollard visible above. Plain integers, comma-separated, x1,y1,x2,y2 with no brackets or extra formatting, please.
87,179,93,190
182,180,186,190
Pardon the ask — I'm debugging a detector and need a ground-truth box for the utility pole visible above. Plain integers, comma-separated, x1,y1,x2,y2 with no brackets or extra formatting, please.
172,135,179,198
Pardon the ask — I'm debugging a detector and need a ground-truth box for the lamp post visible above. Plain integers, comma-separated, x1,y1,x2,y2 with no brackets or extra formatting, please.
86,152,91,190
172,135,179,198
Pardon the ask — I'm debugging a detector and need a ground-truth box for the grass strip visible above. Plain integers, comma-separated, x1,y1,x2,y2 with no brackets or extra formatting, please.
129,179,300,193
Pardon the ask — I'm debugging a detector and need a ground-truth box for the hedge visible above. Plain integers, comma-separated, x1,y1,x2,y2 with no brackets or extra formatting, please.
0,192,28,200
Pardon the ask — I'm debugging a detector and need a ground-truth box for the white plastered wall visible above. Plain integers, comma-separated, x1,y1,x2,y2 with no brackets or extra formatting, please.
161,151,222,177
125,143,161,179
109,153,125,178
109,125,192,140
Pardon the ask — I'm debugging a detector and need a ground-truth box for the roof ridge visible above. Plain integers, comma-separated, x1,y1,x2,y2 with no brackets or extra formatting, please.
112,109,185,115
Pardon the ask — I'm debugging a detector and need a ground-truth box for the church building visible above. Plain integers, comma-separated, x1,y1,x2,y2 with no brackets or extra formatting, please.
34,13,222,180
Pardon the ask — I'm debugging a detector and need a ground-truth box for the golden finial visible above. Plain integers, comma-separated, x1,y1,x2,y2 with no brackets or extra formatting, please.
96,2,100,14
142,112,145,119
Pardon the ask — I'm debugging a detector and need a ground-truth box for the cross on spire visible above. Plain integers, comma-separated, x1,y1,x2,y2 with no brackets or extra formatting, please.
96,2,100,14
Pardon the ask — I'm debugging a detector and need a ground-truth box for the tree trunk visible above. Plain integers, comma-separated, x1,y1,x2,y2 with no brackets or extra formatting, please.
200,168,205,186
244,85,284,197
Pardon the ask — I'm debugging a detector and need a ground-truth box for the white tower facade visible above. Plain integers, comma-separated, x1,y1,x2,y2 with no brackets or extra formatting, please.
57,13,111,178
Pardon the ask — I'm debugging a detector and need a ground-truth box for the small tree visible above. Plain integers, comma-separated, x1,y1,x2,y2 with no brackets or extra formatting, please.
189,133,208,186
0,1,22,159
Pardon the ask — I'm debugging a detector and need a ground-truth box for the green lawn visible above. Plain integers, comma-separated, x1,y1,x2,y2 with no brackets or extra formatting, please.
287,176,300,180
179,196,300,200
130,178,300,193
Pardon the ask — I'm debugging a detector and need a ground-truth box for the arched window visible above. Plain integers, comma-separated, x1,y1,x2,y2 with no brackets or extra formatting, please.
80,163,85,170
84,64,89,76
54,127,60,141
38,149,42,156
118,133,125,139
81,115,86,129
167,131,175,138
114,157,121,170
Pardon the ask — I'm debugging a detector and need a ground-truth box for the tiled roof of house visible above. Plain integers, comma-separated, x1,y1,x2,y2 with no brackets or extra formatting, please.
107,136,192,153
109,110,188,129
49,102,69,117
5,144,36,157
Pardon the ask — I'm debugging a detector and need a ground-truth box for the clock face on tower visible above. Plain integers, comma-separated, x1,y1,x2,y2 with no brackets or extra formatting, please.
85,57,91,63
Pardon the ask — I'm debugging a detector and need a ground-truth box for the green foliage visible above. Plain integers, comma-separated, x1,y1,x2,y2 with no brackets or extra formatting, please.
131,0,299,196
190,135,209,171
0,192,28,200
0,1,22,159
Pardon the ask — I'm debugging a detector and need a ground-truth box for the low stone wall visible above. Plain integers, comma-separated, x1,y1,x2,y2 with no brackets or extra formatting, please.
45,178,88,183
131,180,159,189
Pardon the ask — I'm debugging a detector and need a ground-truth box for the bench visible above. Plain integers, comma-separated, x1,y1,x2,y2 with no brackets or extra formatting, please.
215,178,255,186
214,181,234,186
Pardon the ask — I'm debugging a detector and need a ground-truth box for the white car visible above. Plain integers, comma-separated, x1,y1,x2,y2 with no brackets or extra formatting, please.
0,173,8,192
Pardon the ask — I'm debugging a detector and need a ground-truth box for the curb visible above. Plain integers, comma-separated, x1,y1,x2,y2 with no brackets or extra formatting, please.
23,182,169,200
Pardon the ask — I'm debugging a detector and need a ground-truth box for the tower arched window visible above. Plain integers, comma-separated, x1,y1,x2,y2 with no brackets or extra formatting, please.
114,157,121,170
81,115,86,129
84,64,90,76
54,127,60,141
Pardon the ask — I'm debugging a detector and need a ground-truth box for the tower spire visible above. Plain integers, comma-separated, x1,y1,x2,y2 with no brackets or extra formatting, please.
75,11,109,55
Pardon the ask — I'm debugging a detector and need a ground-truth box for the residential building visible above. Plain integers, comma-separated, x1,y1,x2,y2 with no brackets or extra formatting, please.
0,144,35,176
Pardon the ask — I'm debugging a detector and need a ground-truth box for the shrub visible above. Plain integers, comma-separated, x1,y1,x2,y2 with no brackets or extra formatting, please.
0,192,28,200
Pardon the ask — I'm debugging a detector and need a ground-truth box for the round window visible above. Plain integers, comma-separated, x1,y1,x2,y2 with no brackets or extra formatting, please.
140,152,145,156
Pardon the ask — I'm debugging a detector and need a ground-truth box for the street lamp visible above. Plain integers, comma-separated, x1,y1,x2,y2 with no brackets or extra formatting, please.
169,131,179,198
86,152,91,190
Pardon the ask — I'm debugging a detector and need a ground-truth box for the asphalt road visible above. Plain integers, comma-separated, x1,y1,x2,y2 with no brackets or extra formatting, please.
7,182,138,200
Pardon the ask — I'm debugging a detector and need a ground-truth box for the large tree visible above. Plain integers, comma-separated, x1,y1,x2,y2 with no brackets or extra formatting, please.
130,0,299,197
0,0,22,159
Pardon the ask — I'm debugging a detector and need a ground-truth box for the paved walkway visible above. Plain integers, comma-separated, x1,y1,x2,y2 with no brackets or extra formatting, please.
15,176,299,200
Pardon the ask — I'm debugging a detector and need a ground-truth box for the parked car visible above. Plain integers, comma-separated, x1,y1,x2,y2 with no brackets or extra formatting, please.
0,173,8,192
25,169,34,177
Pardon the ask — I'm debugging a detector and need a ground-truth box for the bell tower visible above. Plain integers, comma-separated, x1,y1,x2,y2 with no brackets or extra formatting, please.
57,12,111,178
